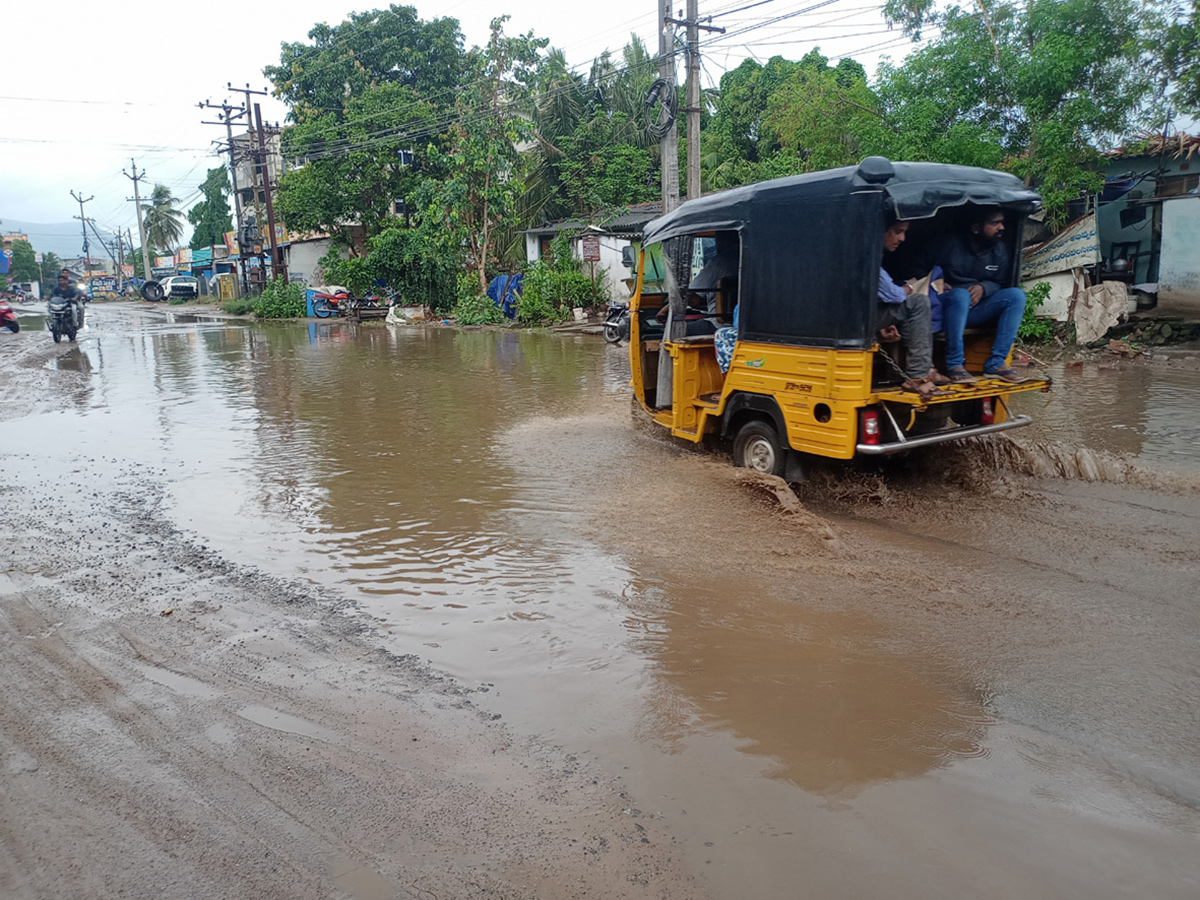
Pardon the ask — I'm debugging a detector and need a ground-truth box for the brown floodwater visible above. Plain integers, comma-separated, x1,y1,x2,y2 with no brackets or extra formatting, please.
7,312,1199,898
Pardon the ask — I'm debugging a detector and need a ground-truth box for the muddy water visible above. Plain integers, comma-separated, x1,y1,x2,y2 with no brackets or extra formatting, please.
7,313,1199,898
1012,354,1200,467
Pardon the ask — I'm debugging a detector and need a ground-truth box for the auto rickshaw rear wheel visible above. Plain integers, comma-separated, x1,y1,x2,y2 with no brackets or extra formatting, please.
733,420,785,477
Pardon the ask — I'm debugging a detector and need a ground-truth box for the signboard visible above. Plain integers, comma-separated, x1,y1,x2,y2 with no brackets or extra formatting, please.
155,256,174,269
175,248,193,266
121,265,135,277
1021,213,1100,279
582,235,601,262
224,231,238,255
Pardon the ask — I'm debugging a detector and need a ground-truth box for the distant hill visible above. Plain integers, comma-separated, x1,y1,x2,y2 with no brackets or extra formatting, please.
2,220,99,259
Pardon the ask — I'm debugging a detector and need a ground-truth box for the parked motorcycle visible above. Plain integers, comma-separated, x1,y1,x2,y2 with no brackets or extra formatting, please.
47,295,80,343
603,301,630,343
312,289,350,318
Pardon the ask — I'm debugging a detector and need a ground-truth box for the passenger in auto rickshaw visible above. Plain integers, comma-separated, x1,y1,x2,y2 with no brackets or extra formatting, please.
877,216,947,400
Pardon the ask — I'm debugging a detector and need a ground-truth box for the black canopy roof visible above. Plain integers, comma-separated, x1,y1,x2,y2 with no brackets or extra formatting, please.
642,159,1041,349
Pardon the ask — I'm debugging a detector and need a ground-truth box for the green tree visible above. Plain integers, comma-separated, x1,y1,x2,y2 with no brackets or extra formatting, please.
877,0,1157,224
142,184,186,251
188,167,233,250
1163,1,1200,115
40,251,62,291
267,5,468,248
427,16,547,290
700,51,886,190
8,239,40,283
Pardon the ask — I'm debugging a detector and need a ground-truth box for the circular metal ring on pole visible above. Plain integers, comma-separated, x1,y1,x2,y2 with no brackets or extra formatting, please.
644,78,677,138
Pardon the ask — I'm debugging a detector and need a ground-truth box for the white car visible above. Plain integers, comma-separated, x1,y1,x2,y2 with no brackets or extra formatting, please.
159,276,200,300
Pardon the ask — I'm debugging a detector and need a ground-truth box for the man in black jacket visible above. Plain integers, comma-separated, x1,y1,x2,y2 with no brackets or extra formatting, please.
934,207,1026,383
49,270,85,330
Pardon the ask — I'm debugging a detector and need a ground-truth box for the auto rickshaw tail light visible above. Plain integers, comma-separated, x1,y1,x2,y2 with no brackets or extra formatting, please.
981,398,995,425
861,409,880,445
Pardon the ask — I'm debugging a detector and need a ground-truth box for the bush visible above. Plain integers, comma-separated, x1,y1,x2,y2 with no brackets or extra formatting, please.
516,233,608,325
1018,281,1055,343
222,297,257,316
254,278,306,319
451,273,504,325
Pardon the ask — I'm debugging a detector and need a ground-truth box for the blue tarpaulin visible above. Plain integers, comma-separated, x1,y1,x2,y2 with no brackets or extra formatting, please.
487,273,523,319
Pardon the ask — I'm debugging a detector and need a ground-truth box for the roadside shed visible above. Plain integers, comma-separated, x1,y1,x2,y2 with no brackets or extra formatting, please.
1099,132,1200,314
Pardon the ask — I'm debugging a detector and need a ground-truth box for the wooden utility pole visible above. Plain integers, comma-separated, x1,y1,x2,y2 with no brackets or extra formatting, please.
124,160,152,282
658,0,680,213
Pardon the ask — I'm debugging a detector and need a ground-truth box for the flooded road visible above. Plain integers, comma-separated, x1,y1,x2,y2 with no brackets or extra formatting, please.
2,304,1198,898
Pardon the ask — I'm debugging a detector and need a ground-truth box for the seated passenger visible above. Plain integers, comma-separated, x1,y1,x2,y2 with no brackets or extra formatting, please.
933,207,1027,384
878,217,947,399
714,305,738,373
656,232,738,337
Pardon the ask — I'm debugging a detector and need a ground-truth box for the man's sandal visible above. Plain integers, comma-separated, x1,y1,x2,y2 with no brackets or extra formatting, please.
985,366,1026,383
947,366,977,384
901,378,945,400
927,368,951,385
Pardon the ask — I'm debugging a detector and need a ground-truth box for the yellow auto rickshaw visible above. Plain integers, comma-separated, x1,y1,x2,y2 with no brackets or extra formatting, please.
628,157,1051,477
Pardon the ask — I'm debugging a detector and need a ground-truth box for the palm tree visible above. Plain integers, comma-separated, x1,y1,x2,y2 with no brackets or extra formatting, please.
142,184,186,252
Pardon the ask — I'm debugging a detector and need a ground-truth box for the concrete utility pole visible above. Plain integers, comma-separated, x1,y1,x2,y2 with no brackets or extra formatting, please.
665,2,724,203
124,160,152,282
657,0,680,214
70,190,94,280
228,84,272,289
199,96,250,294
254,102,287,283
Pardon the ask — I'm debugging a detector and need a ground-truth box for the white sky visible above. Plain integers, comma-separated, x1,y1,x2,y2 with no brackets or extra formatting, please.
2,0,917,249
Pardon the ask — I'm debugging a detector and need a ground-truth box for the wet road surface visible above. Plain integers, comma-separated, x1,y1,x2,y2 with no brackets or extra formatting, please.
2,303,1198,898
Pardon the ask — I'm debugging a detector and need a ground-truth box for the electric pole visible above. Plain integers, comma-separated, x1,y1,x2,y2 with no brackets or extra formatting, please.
665,3,724,203
254,102,287,282
124,160,152,282
658,0,680,213
70,190,94,281
199,96,250,294
228,84,271,290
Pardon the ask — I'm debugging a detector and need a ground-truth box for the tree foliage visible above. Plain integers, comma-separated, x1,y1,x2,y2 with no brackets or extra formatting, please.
1163,1,1200,116
701,52,884,190
268,5,467,248
425,17,546,290
188,167,233,250
8,240,40,282
142,184,186,252
40,251,62,290
875,0,1157,224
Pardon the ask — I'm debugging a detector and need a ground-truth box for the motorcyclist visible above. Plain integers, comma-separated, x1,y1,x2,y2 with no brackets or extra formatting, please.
50,270,85,330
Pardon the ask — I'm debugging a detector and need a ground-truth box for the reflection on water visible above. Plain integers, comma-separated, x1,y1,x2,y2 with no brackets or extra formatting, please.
621,574,989,795
1012,360,1200,468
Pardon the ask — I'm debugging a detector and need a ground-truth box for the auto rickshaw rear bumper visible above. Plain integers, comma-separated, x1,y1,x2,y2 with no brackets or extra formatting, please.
855,414,1033,455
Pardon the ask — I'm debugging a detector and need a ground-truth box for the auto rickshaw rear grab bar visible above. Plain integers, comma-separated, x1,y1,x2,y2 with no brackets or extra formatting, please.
855,415,1033,455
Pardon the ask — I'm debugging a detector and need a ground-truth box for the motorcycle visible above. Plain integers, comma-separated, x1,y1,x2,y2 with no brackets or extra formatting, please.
311,289,350,318
47,294,80,343
603,301,630,343
0,297,19,333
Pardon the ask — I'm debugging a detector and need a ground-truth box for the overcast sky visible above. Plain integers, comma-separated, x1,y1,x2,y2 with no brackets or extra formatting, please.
2,0,916,251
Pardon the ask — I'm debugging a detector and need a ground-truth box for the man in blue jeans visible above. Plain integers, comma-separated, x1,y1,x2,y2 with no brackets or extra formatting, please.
935,207,1027,383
